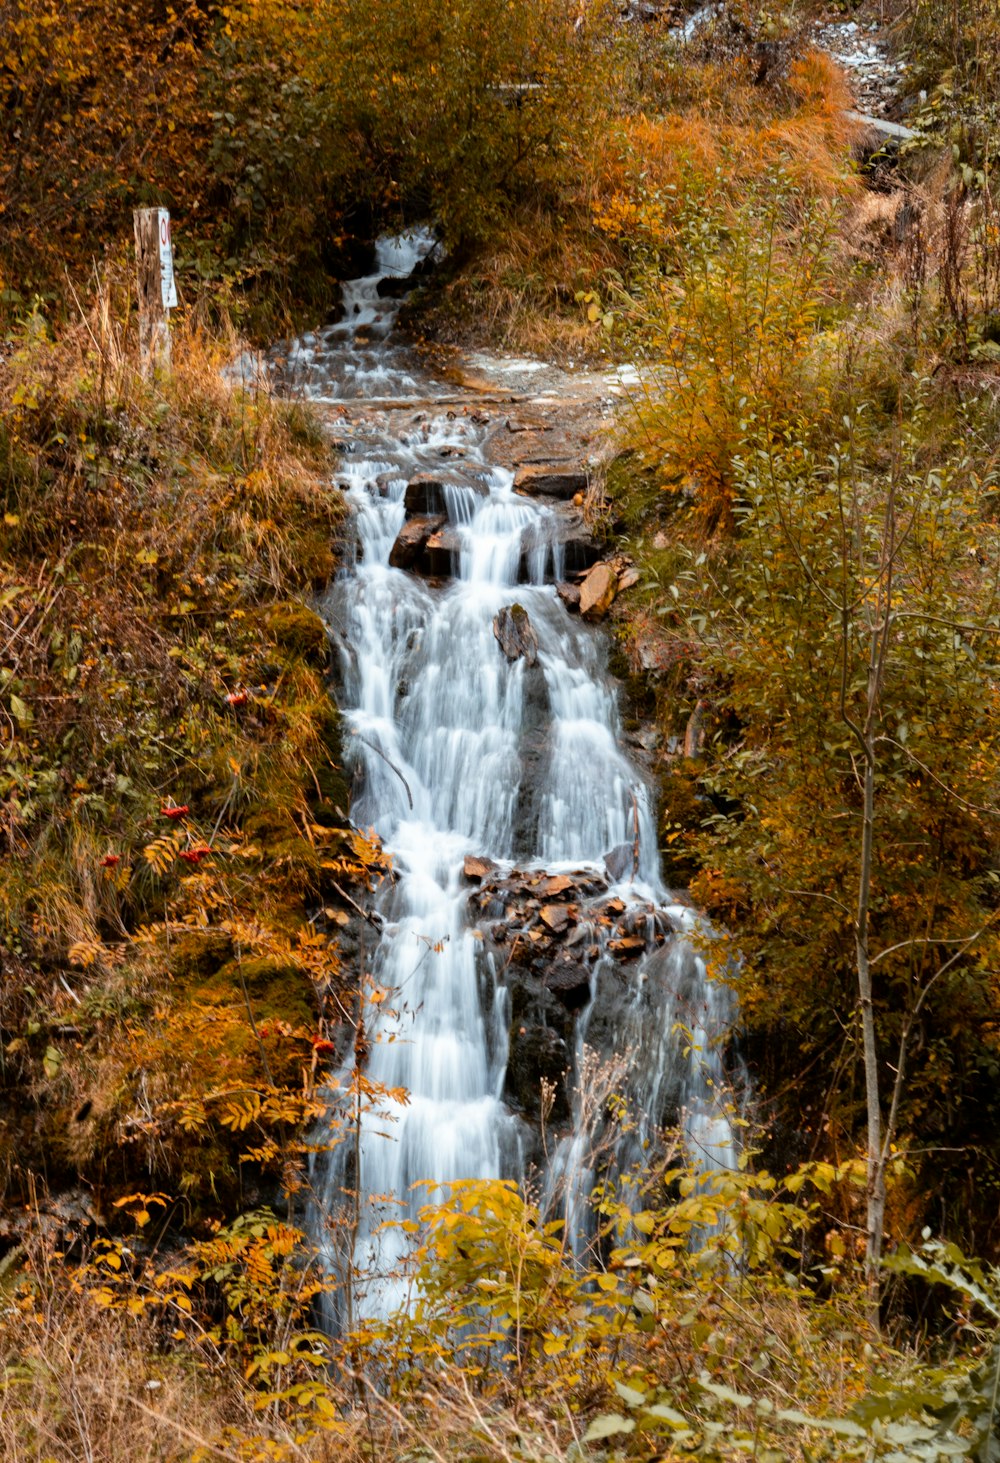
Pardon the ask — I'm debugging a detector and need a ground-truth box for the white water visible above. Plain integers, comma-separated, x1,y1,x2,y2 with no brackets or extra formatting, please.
296,233,737,1318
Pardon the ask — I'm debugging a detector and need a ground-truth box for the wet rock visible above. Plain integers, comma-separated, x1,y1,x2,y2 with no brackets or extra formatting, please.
627,724,660,756
376,274,414,299
543,959,592,1008
513,464,589,500
404,475,445,515
493,603,539,665
425,525,461,576
556,581,581,612
463,855,498,882
579,562,619,621
376,248,438,298
519,508,601,581
388,514,446,570
505,1020,571,1122
604,842,636,882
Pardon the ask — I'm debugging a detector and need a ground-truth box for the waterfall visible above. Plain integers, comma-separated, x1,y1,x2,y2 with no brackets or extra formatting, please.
284,232,737,1320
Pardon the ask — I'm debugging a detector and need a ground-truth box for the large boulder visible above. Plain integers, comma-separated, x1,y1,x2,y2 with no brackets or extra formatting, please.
493,603,539,665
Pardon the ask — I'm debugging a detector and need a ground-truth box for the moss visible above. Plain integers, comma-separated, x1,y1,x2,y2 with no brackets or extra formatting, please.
313,698,351,823
603,449,663,529
657,764,703,886
167,929,234,982
264,600,330,666
197,955,317,1032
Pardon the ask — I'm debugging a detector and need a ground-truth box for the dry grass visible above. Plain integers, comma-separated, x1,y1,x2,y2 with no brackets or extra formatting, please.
0,274,371,1222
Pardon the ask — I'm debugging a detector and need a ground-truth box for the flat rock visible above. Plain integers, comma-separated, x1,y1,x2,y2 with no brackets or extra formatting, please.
540,903,572,933
609,935,646,958
493,603,539,665
514,464,589,500
389,514,446,570
579,561,619,621
539,873,574,897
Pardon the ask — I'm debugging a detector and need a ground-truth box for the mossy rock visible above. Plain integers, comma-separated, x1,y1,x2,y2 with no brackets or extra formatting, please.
167,929,234,982
197,955,317,1031
264,600,329,666
313,697,351,821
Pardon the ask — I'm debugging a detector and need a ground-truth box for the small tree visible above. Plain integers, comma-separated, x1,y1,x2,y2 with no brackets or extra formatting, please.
687,383,1000,1317
634,191,1000,1319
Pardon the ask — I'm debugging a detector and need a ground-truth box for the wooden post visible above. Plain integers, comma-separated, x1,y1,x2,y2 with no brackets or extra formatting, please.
134,207,175,377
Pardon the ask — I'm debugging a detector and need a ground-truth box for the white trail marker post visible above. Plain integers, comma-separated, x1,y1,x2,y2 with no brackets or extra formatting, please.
134,207,177,377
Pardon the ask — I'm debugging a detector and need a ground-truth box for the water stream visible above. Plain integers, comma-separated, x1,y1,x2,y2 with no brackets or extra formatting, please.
286,233,737,1319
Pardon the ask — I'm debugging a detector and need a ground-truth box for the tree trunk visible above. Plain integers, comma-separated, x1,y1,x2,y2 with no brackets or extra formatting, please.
855,737,885,1328
133,207,171,378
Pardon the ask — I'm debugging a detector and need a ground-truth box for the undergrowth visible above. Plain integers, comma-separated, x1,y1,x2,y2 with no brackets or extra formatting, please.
3,1160,999,1461
0,278,389,1221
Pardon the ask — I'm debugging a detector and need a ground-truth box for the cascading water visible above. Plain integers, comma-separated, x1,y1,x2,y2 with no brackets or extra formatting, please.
288,233,738,1319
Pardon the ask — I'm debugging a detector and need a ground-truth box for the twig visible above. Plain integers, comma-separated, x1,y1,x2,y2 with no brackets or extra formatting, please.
328,879,382,929
354,733,414,809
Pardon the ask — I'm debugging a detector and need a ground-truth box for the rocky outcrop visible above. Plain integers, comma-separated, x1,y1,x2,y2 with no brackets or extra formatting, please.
467,864,684,1122
391,507,601,585
493,604,539,665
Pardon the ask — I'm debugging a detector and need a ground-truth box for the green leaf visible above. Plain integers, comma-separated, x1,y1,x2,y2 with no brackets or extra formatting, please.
643,1402,689,1427
775,1407,866,1437
583,1413,636,1442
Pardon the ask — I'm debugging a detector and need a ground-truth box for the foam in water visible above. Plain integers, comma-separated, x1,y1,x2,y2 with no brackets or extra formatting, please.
298,231,737,1319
